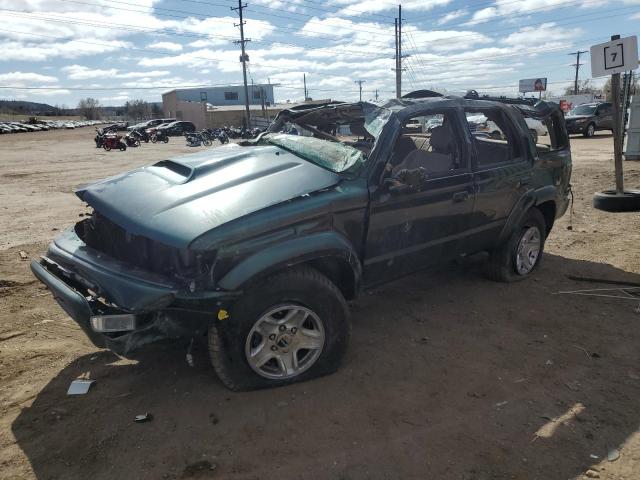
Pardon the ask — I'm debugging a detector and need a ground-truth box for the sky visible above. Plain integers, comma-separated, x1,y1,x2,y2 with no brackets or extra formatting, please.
0,0,639,106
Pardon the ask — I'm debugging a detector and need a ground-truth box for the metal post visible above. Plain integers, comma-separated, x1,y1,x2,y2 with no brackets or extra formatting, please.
610,35,624,194
232,0,251,127
394,18,400,99
354,80,365,102
398,4,402,98
303,73,307,101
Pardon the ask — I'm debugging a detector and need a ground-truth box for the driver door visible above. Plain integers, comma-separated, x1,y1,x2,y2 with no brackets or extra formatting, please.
363,109,475,286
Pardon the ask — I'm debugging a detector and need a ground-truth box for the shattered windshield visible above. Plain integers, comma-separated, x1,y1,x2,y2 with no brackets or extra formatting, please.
264,134,365,173
265,102,389,173
569,105,596,116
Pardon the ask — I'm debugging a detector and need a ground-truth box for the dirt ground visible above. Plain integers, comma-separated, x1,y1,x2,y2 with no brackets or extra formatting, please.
1,127,640,480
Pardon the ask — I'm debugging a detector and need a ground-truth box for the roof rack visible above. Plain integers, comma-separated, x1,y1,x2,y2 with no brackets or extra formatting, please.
464,90,537,106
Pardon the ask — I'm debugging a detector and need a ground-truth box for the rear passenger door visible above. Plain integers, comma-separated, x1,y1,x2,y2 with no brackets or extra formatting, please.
596,103,613,130
464,107,531,252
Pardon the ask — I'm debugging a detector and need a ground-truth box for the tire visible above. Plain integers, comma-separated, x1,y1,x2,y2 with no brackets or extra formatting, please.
583,123,595,138
529,129,539,144
103,144,111,151
209,267,351,391
593,190,640,212
485,208,546,282
162,136,169,144
119,143,126,151
150,134,157,143
203,139,212,147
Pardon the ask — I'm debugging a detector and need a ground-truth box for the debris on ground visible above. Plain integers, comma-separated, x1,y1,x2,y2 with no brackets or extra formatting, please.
67,379,95,395
565,381,582,392
607,448,620,462
181,460,217,477
209,413,219,425
18,250,28,260
494,401,508,408
134,413,153,423
585,469,600,478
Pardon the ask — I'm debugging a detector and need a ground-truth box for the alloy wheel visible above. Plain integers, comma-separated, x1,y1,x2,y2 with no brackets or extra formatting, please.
245,305,325,380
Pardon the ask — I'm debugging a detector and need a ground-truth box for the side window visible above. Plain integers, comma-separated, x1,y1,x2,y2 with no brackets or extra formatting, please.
465,109,522,168
386,111,462,180
599,104,612,115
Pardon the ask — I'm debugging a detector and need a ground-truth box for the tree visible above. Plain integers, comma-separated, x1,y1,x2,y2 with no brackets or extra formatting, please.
563,79,597,96
77,97,102,120
602,75,638,101
124,99,152,120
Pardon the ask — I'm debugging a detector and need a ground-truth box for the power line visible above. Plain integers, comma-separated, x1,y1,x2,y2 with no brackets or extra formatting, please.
0,9,395,58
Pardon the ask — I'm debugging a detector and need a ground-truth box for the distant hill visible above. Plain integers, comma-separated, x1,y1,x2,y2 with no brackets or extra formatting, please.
0,100,60,115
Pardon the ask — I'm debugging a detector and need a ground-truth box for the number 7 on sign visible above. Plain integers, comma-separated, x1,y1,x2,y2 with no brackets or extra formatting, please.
604,43,624,70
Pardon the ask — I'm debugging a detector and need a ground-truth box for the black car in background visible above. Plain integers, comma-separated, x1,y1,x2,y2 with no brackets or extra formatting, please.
128,118,177,132
157,121,196,136
565,102,613,137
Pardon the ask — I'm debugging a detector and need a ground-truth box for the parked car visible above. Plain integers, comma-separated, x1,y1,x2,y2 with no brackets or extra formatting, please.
31,95,571,391
128,118,176,132
156,120,196,136
565,102,613,137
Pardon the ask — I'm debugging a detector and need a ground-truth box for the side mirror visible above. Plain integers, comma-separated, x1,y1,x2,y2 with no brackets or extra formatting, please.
384,167,429,195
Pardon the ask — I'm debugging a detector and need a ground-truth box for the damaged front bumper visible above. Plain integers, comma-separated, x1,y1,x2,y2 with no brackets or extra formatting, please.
31,228,240,355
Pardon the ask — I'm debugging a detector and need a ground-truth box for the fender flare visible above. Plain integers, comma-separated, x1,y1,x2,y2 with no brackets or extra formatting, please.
498,186,556,243
217,232,362,292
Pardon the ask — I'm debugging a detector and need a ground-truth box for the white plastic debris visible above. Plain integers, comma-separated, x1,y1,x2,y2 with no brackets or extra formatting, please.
67,379,95,395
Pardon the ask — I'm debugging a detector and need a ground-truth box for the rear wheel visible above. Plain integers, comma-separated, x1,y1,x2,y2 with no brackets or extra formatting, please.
583,123,595,138
103,144,111,151
162,136,169,144
150,134,157,143
485,208,546,282
209,267,350,391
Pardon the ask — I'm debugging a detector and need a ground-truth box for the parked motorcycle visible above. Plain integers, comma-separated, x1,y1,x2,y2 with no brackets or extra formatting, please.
124,131,142,147
94,128,105,148
102,133,127,151
185,131,212,147
149,128,169,143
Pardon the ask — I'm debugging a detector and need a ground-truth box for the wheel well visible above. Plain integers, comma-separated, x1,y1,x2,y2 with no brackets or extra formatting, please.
305,257,357,301
535,201,556,235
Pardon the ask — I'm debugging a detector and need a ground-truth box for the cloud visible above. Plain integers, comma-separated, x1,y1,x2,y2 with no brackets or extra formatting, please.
146,41,183,52
0,71,58,85
62,64,171,80
436,8,469,25
334,0,452,17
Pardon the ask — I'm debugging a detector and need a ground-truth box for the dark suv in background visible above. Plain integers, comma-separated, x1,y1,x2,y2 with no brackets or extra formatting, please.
565,102,613,137
157,121,196,136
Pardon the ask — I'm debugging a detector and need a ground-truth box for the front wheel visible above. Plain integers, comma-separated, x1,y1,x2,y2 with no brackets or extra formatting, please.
485,208,546,282
583,123,595,138
162,136,169,143
203,139,212,146
209,267,351,391
150,134,157,143
103,144,111,151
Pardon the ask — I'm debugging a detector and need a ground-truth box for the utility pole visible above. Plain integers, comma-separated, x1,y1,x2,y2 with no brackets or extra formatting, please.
355,80,366,102
375,89,379,101
394,18,399,98
569,50,588,95
398,4,401,98
609,35,624,194
303,73,308,101
232,0,251,127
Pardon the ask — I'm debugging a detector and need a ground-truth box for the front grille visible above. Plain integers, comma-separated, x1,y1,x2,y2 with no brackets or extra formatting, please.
75,213,213,285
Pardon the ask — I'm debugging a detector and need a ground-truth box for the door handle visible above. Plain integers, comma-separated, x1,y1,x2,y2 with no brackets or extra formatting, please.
452,191,470,203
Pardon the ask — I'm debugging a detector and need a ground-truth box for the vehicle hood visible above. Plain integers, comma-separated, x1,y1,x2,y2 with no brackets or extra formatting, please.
75,144,341,249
